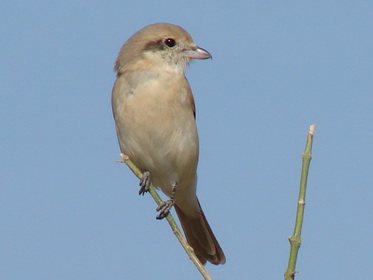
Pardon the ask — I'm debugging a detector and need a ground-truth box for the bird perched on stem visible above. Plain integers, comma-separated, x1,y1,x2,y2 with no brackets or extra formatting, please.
112,23,225,265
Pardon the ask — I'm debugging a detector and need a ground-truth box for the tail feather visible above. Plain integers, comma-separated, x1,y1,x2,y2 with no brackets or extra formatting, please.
174,201,225,265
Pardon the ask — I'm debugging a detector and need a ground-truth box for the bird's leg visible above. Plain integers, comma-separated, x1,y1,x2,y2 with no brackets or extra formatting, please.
138,171,151,195
156,182,178,220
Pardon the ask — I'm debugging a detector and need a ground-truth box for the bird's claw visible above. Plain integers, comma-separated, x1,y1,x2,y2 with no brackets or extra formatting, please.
156,199,174,219
139,171,151,195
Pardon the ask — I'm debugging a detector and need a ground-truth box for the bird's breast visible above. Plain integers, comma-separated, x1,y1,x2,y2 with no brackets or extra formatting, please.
113,71,199,194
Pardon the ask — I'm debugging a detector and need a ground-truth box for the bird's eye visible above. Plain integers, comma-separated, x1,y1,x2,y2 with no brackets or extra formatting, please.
164,38,176,48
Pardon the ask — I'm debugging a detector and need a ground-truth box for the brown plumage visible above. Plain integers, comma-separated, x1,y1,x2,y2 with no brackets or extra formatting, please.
112,23,225,265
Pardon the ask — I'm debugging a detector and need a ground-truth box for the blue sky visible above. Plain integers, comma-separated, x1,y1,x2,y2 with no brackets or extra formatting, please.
1,1,373,279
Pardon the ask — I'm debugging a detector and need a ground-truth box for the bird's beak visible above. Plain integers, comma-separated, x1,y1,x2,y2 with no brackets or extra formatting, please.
184,46,212,60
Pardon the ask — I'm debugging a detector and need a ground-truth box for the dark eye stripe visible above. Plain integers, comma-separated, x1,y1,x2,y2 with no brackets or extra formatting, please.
144,37,177,52
144,40,163,51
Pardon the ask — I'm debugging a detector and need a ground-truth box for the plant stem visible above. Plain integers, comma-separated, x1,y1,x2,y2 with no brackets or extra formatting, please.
284,124,315,280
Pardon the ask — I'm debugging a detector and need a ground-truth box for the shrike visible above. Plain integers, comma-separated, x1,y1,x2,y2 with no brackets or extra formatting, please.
112,23,225,265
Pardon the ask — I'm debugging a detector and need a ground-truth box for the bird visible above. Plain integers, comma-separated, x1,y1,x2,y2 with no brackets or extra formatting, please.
111,23,225,265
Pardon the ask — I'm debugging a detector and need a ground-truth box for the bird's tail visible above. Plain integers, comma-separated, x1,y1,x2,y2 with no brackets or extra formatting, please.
174,200,226,265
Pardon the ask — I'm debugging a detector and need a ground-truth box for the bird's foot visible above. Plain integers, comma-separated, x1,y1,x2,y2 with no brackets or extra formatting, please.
138,171,151,195
155,182,178,219
156,199,174,219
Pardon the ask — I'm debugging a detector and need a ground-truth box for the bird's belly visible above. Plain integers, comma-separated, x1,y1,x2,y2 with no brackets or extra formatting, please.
119,87,199,197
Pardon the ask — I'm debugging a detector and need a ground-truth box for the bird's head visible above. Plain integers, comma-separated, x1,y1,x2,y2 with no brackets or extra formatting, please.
115,23,211,75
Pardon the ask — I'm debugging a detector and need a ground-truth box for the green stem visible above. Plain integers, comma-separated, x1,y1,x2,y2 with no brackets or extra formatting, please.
120,154,213,280
284,125,315,280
